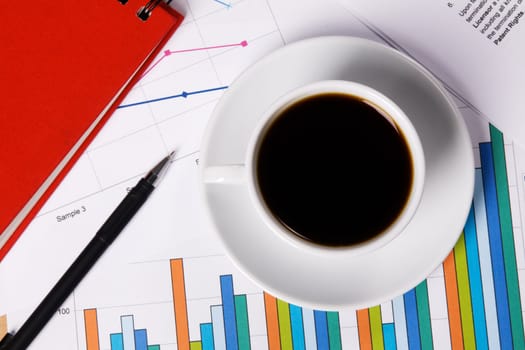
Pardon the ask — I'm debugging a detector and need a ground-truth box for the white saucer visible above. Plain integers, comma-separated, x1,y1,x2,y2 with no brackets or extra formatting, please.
199,36,474,310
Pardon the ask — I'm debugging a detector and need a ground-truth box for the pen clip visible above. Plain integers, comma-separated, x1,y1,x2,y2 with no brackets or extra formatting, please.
137,0,173,21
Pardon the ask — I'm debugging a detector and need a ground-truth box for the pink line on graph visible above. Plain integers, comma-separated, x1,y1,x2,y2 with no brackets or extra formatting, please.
141,40,248,77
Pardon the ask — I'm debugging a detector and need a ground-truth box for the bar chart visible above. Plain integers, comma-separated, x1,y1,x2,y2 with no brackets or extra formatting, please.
78,124,525,350
82,258,257,350
83,258,343,350
170,259,252,350
263,293,342,350
351,125,525,350
85,310,166,350
356,283,433,350
84,310,162,350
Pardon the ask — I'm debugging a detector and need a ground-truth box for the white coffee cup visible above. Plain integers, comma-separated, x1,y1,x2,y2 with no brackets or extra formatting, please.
203,80,425,257
198,36,475,310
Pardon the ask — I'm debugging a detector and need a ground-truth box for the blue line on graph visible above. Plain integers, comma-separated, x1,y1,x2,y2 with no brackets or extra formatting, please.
118,86,229,109
213,0,232,8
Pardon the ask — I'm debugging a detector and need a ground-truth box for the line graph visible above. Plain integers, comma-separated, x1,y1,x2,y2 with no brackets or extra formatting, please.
141,41,248,78
118,86,229,109
213,0,232,9
119,40,248,109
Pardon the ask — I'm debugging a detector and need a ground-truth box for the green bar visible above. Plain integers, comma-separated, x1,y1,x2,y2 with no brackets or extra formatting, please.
490,125,525,350
190,341,202,350
369,306,384,350
277,299,293,350
415,280,433,350
454,232,476,349
148,346,160,350
235,295,251,350
326,311,342,350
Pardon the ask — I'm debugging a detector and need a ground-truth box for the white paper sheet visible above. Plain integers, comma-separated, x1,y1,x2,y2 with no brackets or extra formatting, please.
1,1,525,349
336,0,525,147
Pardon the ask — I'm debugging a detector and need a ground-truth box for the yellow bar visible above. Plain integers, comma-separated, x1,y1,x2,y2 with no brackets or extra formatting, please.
369,306,384,350
276,299,292,350
190,341,202,350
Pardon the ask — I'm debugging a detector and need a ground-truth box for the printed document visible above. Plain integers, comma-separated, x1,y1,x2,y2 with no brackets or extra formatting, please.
336,0,525,146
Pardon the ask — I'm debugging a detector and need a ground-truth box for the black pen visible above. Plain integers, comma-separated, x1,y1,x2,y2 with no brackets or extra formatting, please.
0,151,175,350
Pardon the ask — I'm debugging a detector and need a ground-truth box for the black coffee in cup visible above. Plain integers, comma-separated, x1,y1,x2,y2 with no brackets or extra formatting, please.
255,93,414,247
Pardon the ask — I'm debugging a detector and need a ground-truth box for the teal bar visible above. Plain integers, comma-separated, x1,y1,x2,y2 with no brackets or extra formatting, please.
148,346,160,350
110,333,124,350
234,295,251,350
290,304,305,350
383,323,396,350
201,323,214,350
415,281,433,350
326,312,341,350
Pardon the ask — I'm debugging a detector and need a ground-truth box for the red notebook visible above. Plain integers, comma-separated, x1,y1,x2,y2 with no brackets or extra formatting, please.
0,1,183,260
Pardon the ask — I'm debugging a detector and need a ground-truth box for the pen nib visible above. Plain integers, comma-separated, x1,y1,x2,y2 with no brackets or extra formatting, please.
145,151,175,186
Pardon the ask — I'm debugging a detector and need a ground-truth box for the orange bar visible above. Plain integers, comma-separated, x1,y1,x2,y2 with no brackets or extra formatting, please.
84,309,100,350
264,292,281,350
443,251,464,350
356,309,372,350
171,258,190,350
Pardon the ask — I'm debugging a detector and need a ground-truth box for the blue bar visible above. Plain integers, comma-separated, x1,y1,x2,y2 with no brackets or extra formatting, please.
201,323,215,350
392,296,409,350
313,311,329,350
211,305,227,350
474,169,500,349
464,204,489,349
134,329,148,350
121,315,136,350
220,275,239,350
110,333,124,350
403,289,421,350
480,142,512,349
302,309,317,350
290,304,305,350
383,323,397,350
